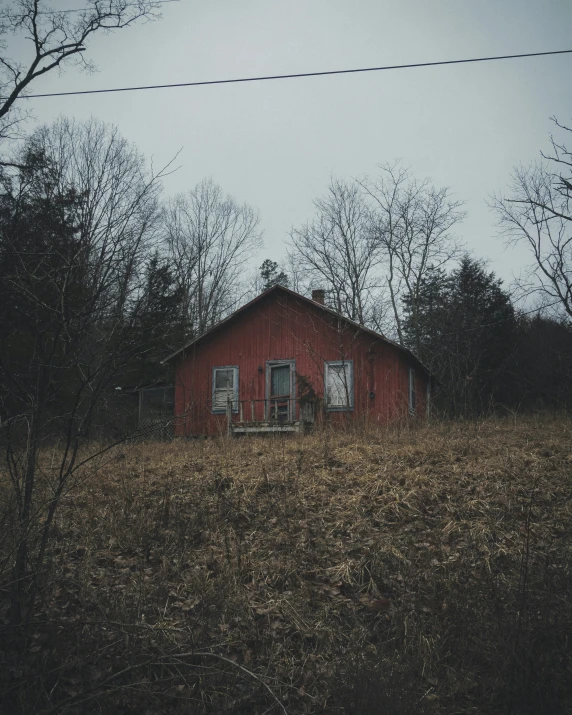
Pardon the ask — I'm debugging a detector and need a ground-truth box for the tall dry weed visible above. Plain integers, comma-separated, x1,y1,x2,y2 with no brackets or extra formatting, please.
0,413,570,713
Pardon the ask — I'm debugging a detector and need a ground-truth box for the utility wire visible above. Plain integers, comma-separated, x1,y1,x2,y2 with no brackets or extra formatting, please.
0,0,179,18
9,48,572,101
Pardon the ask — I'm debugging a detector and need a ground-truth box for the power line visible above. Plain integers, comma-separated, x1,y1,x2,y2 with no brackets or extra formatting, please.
0,0,180,18
10,48,572,101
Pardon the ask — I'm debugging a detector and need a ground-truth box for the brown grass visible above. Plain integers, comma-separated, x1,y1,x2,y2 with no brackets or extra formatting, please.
1,414,572,714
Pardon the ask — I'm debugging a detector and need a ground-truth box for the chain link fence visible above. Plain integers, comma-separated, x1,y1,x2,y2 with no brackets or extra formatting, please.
138,385,175,440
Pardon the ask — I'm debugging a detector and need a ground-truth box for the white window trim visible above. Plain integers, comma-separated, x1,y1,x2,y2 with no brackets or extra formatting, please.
324,360,354,411
409,367,416,414
212,366,239,414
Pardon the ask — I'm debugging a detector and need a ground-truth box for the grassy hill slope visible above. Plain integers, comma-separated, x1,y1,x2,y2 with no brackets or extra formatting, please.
1,415,571,713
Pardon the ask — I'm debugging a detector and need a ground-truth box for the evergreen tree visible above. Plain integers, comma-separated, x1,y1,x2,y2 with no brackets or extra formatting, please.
403,266,449,356
0,150,87,424
126,251,184,387
0,119,166,627
512,314,572,410
404,257,517,416
260,259,289,291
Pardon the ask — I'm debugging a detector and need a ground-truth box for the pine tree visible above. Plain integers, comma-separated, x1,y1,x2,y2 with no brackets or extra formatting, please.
404,257,517,416
126,251,184,387
259,259,289,291
512,314,572,409
0,150,87,424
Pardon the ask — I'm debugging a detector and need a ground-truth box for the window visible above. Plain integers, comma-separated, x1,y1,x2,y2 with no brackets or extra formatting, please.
325,360,354,410
409,368,416,414
212,366,239,413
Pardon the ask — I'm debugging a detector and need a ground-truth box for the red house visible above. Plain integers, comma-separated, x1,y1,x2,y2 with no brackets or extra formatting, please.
166,285,432,436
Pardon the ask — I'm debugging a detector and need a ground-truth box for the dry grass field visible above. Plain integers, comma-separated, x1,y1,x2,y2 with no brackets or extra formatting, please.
1,414,572,714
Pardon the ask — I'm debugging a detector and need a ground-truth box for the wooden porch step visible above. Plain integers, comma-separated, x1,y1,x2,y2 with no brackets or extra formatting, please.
230,420,304,434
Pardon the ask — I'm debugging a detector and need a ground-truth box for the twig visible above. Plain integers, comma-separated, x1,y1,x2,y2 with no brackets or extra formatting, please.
38,649,288,715
170,652,288,714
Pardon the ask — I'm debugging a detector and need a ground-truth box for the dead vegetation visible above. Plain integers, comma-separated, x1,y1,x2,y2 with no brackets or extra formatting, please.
1,414,571,714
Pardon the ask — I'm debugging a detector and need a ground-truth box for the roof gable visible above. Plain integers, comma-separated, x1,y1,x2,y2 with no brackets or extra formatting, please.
163,285,432,376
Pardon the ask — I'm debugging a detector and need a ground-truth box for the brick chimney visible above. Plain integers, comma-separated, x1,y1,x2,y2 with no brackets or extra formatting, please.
312,289,325,305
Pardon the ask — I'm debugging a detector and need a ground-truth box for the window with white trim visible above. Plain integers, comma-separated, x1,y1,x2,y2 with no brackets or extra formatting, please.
212,366,239,413
325,360,354,410
409,367,416,414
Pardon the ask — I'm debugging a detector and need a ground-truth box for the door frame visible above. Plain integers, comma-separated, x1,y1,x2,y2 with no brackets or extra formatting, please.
265,360,296,420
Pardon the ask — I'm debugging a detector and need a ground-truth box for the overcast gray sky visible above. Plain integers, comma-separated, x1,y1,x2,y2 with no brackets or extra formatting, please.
8,0,572,289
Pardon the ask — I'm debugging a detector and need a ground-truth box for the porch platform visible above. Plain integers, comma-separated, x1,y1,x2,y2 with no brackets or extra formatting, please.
230,420,306,435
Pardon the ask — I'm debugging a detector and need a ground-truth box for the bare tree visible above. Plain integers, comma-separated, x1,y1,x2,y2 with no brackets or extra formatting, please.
164,178,262,338
493,119,572,320
34,117,163,313
0,118,171,628
288,179,378,326
0,0,162,140
359,162,465,347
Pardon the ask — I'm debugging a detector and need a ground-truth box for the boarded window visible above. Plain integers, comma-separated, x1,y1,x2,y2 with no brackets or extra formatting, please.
409,368,416,414
325,360,353,410
212,366,238,413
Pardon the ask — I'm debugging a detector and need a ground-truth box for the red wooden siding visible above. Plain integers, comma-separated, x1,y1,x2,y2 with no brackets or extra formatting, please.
173,290,429,436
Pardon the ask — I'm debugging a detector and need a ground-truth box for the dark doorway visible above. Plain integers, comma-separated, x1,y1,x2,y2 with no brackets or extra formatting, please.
266,361,295,421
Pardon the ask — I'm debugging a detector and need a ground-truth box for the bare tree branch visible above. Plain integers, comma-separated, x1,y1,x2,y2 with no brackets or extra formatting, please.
288,179,379,326
0,117,175,628
0,0,163,138
164,179,262,338
359,162,465,347
492,121,572,320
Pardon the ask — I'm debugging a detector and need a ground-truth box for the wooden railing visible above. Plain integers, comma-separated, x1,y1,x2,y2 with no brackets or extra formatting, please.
222,398,315,433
